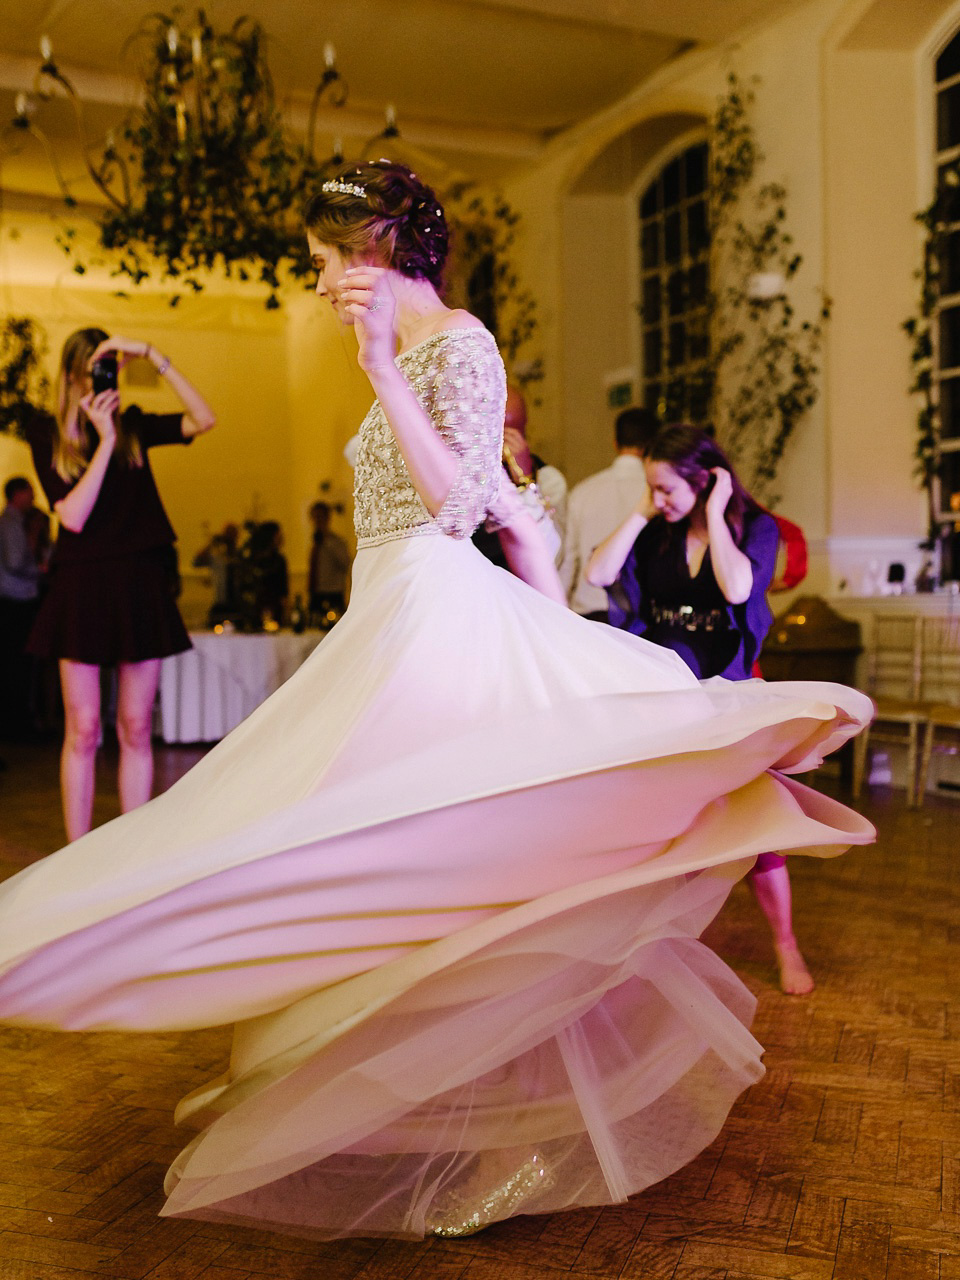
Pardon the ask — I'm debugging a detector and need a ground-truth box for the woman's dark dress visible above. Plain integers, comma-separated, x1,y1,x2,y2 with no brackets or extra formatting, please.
610,509,783,872
608,509,779,680
25,406,193,665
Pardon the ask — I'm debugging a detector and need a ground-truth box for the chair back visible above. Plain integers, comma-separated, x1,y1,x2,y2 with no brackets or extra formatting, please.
921,614,960,705
865,613,923,700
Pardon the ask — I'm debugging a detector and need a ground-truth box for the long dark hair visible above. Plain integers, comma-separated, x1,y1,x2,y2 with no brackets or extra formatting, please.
645,425,760,544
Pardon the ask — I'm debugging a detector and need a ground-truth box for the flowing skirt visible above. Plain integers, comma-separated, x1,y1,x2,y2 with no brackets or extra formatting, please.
0,534,874,1239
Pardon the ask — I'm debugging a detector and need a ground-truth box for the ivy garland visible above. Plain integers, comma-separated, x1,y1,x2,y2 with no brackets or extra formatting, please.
903,166,958,546
446,184,542,393
55,10,335,306
0,317,50,436
49,5,541,358
707,74,829,500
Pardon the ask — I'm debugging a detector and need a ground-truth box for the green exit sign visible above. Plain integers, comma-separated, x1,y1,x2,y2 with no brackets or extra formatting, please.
607,381,633,409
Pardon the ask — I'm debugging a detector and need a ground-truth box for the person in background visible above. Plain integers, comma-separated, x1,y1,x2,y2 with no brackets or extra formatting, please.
194,522,240,626
0,477,41,740
501,386,567,548
473,385,567,571
24,327,216,840
308,500,351,619
559,406,660,622
248,520,288,624
588,425,815,995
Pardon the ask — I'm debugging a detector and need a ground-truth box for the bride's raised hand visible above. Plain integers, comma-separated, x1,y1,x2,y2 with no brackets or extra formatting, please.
338,267,396,373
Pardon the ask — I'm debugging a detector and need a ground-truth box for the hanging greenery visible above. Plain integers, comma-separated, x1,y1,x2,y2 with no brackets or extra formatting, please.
43,6,540,338
446,185,542,393
903,166,959,546
706,74,829,499
53,9,320,307
0,317,51,436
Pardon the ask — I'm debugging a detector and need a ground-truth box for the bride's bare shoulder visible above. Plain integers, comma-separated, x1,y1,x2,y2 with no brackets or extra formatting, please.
434,310,487,334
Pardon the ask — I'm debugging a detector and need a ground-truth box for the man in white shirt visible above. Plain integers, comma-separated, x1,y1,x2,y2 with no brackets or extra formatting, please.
559,407,660,621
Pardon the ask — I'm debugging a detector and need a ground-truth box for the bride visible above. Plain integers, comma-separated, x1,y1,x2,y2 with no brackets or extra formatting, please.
0,161,873,1241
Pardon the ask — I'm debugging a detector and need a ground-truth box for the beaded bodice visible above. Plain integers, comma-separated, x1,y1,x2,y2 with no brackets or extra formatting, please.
354,328,506,548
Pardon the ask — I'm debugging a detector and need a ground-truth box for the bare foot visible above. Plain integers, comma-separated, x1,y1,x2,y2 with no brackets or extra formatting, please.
775,941,815,996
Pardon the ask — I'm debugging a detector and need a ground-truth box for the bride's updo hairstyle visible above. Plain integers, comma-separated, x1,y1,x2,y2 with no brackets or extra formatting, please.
304,161,449,291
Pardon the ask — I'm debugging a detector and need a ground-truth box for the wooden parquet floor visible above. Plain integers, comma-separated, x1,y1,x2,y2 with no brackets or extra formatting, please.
0,741,957,1280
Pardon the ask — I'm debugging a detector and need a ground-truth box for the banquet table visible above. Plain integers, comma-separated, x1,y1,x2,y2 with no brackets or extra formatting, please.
157,629,325,744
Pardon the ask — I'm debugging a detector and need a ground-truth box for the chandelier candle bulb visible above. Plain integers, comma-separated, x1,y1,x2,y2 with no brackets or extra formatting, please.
324,43,336,69
386,103,397,128
167,25,179,56
192,32,202,64
745,272,786,302
39,35,52,62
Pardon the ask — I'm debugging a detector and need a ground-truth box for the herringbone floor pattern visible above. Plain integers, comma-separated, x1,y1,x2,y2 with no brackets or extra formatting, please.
0,742,956,1279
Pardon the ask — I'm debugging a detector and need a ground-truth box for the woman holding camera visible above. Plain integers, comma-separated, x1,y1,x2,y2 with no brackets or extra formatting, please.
25,328,215,840
588,425,815,994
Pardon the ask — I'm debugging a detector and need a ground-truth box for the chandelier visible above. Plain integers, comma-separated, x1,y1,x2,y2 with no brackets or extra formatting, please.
4,11,431,307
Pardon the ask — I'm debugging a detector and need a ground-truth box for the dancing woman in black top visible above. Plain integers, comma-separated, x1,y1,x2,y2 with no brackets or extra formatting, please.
589,426,814,994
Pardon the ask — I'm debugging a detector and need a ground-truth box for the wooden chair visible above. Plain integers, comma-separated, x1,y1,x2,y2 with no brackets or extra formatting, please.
916,614,960,804
852,613,927,806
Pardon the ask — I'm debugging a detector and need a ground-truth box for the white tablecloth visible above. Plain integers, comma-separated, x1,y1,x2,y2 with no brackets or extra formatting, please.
158,630,324,743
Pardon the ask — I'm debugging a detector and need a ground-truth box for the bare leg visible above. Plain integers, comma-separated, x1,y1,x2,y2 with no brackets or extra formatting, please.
116,659,161,813
748,860,815,996
59,659,102,841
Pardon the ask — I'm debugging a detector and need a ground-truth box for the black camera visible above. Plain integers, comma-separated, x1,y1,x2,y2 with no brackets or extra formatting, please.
91,353,118,395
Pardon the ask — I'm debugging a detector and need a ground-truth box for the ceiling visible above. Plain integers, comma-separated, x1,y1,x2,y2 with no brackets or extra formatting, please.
0,0,797,193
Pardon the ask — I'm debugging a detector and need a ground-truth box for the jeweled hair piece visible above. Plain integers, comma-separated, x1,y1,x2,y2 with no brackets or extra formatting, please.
320,178,367,199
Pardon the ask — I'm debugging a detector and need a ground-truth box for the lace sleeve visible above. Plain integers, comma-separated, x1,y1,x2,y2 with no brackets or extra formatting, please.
430,332,506,538
483,474,523,532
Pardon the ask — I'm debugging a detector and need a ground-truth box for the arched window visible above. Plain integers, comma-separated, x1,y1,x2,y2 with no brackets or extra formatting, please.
637,140,711,422
934,29,960,572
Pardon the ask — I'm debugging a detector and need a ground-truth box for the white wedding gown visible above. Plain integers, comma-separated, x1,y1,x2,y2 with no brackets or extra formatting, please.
0,328,874,1240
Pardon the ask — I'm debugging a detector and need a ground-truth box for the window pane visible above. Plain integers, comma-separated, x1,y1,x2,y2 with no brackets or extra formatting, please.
942,230,960,296
641,275,661,323
643,329,662,377
667,270,686,315
688,261,708,306
938,82,960,151
685,143,708,197
664,211,682,264
688,369,713,422
937,448,960,513
665,378,687,420
937,165,960,221
940,306,960,368
938,32,960,84
688,317,710,362
641,221,660,269
639,182,659,219
687,201,709,255
638,143,712,430
663,158,681,208
668,321,686,367
941,376,960,440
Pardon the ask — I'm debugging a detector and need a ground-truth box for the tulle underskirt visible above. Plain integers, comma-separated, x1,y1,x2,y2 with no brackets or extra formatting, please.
0,533,874,1238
